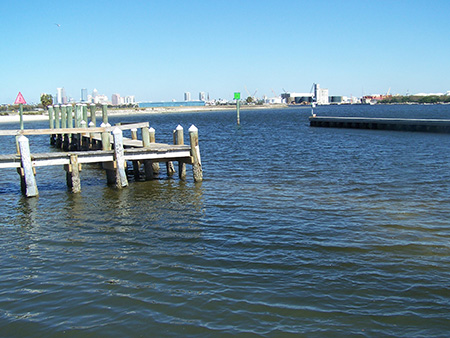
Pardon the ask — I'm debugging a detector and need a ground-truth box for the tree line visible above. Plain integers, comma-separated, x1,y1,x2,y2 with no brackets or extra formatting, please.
380,95,450,104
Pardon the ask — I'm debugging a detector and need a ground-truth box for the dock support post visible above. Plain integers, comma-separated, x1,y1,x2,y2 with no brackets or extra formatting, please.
102,104,108,125
189,125,203,182
65,105,73,151
101,123,111,151
142,126,150,147
81,120,89,150
82,104,88,125
54,105,62,148
166,129,176,177
131,128,138,140
141,126,153,180
175,124,186,180
48,106,55,145
149,127,160,174
54,105,61,129
60,105,67,149
90,103,96,126
18,135,38,197
112,128,128,188
65,154,81,193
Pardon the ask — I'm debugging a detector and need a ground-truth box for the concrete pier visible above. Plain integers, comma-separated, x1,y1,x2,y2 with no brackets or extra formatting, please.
309,116,450,133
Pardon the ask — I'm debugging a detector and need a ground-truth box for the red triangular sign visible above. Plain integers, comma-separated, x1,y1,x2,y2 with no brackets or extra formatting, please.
14,92,27,104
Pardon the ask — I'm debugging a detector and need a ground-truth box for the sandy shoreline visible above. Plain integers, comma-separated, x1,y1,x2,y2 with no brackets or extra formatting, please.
0,104,288,124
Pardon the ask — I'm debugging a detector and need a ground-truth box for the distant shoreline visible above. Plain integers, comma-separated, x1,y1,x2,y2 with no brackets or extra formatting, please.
0,104,289,124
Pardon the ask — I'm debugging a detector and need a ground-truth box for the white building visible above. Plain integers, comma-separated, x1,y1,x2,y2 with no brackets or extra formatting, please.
184,92,191,101
112,94,121,105
199,92,206,101
125,96,135,104
314,83,329,105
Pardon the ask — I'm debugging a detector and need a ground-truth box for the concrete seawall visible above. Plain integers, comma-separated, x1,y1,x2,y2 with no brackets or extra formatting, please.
309,116,450,133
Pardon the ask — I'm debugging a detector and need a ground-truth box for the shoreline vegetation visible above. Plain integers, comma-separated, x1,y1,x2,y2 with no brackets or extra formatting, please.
379,95,450,104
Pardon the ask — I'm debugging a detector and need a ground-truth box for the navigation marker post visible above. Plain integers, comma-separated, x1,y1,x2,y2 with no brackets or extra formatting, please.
15,92,27,130
234,92,241,125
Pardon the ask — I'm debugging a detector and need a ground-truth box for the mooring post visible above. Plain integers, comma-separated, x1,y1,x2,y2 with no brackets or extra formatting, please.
64,105,72,151
48,105,54,129
189,125,203,182
149,127,160,174
48,105,55,145
54,105,62,147
112,128,128,188
54,105,61,129
175,124,186,180
61,105,67,128
65,154,81,193
166,129,176,177
89,121,96,149
102,104,108,125
141,126,152,180
82,104,88,124
142,126,150,147
80,120,89,150
90,103,96,126
101,122,111,151
75,104,82,128
17,135,38,197
67,104,73,128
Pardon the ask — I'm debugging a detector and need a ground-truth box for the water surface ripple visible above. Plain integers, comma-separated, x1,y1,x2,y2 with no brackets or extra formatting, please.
1,105,449,337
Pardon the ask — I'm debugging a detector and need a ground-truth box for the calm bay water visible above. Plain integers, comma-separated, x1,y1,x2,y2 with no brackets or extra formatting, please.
1,104,449,337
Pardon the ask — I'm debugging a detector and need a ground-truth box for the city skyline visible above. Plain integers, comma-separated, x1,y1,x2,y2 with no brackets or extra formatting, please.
1,0,450,104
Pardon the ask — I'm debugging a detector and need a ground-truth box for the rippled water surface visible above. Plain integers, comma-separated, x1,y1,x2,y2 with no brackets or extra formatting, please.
1,105,449,337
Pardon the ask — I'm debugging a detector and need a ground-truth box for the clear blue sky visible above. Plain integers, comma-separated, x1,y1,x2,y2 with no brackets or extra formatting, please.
1,0,449,104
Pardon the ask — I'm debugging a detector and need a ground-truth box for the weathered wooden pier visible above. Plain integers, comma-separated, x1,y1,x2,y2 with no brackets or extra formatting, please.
309,116,450,133
0,104,202,197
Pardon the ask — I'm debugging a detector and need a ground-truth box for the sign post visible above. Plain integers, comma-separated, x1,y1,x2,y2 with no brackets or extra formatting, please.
15,92,27,130
234,92,241,125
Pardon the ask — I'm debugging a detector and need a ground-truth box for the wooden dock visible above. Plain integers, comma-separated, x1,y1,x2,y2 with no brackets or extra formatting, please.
309,116,450,133
0,104,202,197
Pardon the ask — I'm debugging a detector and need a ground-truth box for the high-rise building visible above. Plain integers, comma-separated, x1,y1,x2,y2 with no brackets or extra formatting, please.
81,88,88,102
125,96,135,104
56,88,63,104
184,92,191,101
112,94,120,105
199,92,206,101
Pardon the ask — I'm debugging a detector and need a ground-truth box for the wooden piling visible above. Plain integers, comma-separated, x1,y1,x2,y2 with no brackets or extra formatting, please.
102,104,108,125
48,106,56,145
149,127,160,174
75,104,82,128
17,135,39,197
90,104,96,126
54,105,62,148
189,125,203,182
101,123,111,151
112,128,128,188
54,105,61,129
65,154,81,193
82,104,88,124
175,125,186,180
131,128,138,140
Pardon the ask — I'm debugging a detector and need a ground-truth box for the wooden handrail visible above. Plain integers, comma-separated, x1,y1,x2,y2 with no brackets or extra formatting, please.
0,122,149,136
